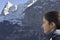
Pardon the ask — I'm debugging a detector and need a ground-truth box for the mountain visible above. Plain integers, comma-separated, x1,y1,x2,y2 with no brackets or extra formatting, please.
0,0,36,23
1,0,37,16
4,0,37,26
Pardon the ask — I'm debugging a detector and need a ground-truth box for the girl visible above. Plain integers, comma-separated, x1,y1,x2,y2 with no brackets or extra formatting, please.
42,11,60,40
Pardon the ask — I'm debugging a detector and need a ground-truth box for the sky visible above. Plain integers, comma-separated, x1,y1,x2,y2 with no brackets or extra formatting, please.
0,0,29,14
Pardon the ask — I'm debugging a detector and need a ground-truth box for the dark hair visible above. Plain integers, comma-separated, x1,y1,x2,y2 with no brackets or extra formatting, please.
45,11,60,29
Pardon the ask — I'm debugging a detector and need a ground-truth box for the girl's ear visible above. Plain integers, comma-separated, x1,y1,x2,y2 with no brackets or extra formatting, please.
50,22,56,29
49,22,56,32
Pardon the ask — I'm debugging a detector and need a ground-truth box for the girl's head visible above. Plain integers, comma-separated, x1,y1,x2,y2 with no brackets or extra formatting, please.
43,11,60,33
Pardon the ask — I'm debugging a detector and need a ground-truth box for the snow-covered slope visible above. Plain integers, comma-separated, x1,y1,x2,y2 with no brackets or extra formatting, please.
1,1,13,15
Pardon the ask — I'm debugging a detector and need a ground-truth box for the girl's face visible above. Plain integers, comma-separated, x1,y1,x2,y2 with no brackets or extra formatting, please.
42,17,56,34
